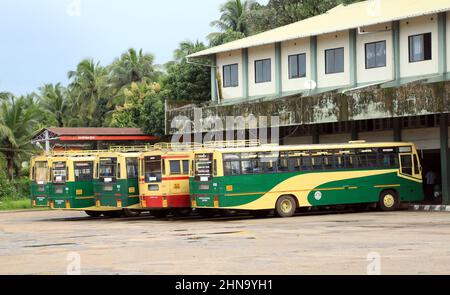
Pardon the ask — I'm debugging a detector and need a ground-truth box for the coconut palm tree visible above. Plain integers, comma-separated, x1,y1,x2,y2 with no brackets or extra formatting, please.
109,48,160,90
210,0,257,36
173,40,207,61
67,59,110,126
38,83,68,127
0,94,41,179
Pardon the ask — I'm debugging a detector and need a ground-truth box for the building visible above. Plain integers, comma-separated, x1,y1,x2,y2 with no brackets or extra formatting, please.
166,0,450,205
31,128,158,152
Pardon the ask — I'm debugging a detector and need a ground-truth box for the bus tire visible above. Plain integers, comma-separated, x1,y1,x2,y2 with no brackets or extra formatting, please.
172,209,192,217
198,209,217,218
123,209,141,217
275,195,297,218
85,211,102,218
151,210,170,218
379,190,399,211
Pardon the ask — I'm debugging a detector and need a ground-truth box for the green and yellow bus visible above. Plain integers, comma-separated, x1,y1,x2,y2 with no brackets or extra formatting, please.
190,141,424,218
30,155,51,208
91,151,141,217
48,153,99,217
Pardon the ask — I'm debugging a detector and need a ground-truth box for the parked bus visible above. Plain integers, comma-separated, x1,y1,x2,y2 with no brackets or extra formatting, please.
190,141,424,218
30,155,51,208
139,149,193,218
92,151,141,217
48,153,99,217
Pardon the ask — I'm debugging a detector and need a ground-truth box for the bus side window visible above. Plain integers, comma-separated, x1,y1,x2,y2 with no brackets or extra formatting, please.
413,155,420,175
117,163,121,179
400,155,413,175
213,159,217,176
170,160,182,175
182,160,189,175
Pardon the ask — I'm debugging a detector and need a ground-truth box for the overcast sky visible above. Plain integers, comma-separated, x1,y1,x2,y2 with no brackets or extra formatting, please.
0,0,268,96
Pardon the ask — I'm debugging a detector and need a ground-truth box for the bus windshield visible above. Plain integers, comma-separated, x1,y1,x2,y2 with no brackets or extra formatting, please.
52,162,67,183
74,162,94,181
34,161,48,184
99,158,117,181
144,156,162,183
195,153,213,182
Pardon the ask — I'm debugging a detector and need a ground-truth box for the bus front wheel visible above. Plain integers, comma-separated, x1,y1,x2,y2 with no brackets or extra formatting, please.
275,196,297,218
85,211,102,218
379,190,399,211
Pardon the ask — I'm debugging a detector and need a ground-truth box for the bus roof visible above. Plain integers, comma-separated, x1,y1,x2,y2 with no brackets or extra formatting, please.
195,142,416,154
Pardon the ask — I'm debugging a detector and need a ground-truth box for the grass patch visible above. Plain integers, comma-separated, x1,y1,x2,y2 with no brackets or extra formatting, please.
0,198,34,211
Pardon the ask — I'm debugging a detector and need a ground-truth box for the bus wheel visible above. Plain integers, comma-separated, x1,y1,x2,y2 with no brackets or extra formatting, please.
276,196,297,218
251,210,272,218
103,211,123,218
379,190,399,211
198,209,217,218
219,209,237,217
172,209,192,217
151,210,169,218
85,211,102,218
123,209,141,217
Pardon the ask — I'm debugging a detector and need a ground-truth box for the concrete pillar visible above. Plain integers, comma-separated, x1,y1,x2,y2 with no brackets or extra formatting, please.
349,29,358,87
350,121,359,141
440,113,450,205
312,125,320,144
275,42,282,97
310,36,318,87
438,12,447,75
392,21,401,82
211,55,218,102
393,118,402,142
242,48,249,99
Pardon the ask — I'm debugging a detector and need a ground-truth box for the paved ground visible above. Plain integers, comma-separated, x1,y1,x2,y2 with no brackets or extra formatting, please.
0,209,450,275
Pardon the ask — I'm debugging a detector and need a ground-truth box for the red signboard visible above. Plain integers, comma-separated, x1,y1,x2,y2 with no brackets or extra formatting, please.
59,136,157,141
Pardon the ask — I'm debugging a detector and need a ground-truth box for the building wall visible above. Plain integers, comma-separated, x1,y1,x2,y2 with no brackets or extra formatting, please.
248,44,276,97
317,30,350,89
359,131,394,143
281,37,311,93
400,14,439,78
447,12,450,73
319,133,351,144
217,50,243,100
356,23,394,84
403,128,440,150
284,136,313,145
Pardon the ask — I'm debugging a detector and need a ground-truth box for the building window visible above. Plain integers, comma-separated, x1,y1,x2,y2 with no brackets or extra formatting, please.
288,53,307,79
223,64,239,87
255,58,271,83
365,40,386,69
409,33,432,62
325,47,344,74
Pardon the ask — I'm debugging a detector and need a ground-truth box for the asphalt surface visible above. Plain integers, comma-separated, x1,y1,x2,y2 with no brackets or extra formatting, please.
0,209,450,275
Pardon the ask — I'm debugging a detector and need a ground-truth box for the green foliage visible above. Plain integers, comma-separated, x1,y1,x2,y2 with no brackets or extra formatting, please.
0,198,32,211
0,95,41,179
245,0,364,34
0,171,16,200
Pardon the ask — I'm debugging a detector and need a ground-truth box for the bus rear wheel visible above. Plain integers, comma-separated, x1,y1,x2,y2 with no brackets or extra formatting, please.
276,196,297,218
85,211,102,218
123,209,141,217
151,210,170,218
379,190,399,211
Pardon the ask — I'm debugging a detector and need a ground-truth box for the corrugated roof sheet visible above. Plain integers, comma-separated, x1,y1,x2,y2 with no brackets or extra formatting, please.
46,128,146,136
188,0,450,58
